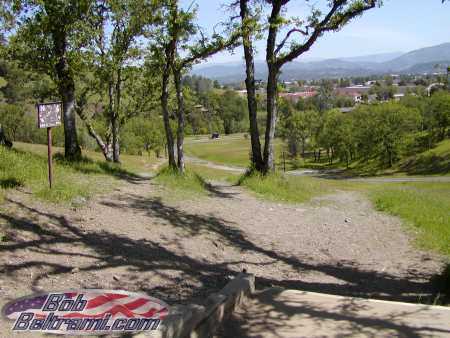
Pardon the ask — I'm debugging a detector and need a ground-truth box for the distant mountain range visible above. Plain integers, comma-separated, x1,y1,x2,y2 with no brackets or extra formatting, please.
191,43,450,83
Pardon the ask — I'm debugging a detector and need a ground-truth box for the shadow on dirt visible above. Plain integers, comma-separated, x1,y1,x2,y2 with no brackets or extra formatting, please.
0,195,448,337
220,287,450,338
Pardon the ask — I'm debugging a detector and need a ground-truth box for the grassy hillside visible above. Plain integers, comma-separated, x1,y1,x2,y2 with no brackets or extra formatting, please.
370,182,450,256
295,139,450,177
13,142,158,173
399,139,450,175
0,143,155,204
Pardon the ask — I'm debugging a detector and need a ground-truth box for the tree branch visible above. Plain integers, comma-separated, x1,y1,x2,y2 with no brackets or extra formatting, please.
275,27,309,55
180,29,241,69
276,0,378,67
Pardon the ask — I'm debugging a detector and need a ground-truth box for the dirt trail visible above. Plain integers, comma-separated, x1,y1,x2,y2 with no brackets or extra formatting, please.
0,176,445,334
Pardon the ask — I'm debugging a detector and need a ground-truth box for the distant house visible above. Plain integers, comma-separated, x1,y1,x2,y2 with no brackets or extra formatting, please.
335,86,371,103
279,90,317,103
393,93,405,100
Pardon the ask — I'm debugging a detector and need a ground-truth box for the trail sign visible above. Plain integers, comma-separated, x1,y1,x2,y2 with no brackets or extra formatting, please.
37,102,62,129
36,102,63,189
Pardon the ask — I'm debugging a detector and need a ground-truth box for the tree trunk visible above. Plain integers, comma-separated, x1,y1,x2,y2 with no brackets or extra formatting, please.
161,43,176,169
0,124,12,148
52,29,81,160
112,68,122,163
173,68,185,174
301,137,306,157
111,113,120,163
239,0,263,172
61,80,81,160
75,109,113,161
263,66,279,173
263,1,282,174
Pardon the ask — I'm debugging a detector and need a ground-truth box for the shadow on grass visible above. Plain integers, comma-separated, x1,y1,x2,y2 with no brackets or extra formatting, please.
194,173,239,199
400,153,450,175
52,153,148,183
155,166,239,199
0,178,23,189
293,151,450,179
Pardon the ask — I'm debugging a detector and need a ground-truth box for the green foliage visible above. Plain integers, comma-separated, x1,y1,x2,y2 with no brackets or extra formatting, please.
282,97,433,170
121,116,165,156
427,91,450,140
369,83,397,101
354,102,421,166
8,0,94,77
280,109,319,157
0,103,25,140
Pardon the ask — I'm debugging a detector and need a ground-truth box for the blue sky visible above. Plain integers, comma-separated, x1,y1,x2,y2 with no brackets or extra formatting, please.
182,0,450,64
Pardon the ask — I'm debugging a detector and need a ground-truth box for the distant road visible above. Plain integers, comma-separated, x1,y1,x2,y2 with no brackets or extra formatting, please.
186,156,246,174
347,176,450,183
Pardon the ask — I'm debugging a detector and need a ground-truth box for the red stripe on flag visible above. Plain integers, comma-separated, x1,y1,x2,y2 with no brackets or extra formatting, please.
63,304,137,319
137,307,167,318
86,293,128,309
123,298,149,310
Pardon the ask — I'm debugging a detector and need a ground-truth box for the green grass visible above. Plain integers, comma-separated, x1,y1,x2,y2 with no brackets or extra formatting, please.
399,139,450,175
188,164,240,182
185,134,286,169
0,144,141,204
14,142,158,174
369,182,450,257
154,166,209,197
238,172,357,203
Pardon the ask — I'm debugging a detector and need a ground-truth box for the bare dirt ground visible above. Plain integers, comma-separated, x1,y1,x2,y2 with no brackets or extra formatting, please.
0,175,446,333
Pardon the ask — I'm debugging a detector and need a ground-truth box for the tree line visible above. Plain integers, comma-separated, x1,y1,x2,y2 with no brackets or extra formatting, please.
279,91,450,168
4,0,446,176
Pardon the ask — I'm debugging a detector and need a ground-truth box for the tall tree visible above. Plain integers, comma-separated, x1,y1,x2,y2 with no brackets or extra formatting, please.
172,29,240,173
239,0,381,173
152,0,239,173
78,0,160,163
7,0,96,160
239,0,264,171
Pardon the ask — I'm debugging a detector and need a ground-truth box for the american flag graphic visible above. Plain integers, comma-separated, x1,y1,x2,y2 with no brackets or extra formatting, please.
3,291,169,321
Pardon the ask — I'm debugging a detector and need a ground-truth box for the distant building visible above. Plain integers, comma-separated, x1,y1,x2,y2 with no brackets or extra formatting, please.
279,90,317,102
335,86,371,103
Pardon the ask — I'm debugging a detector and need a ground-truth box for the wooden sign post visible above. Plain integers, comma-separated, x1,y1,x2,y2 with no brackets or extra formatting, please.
37,102,62,189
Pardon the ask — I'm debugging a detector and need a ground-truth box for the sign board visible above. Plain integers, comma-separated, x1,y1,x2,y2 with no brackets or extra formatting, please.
37,102,62,129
